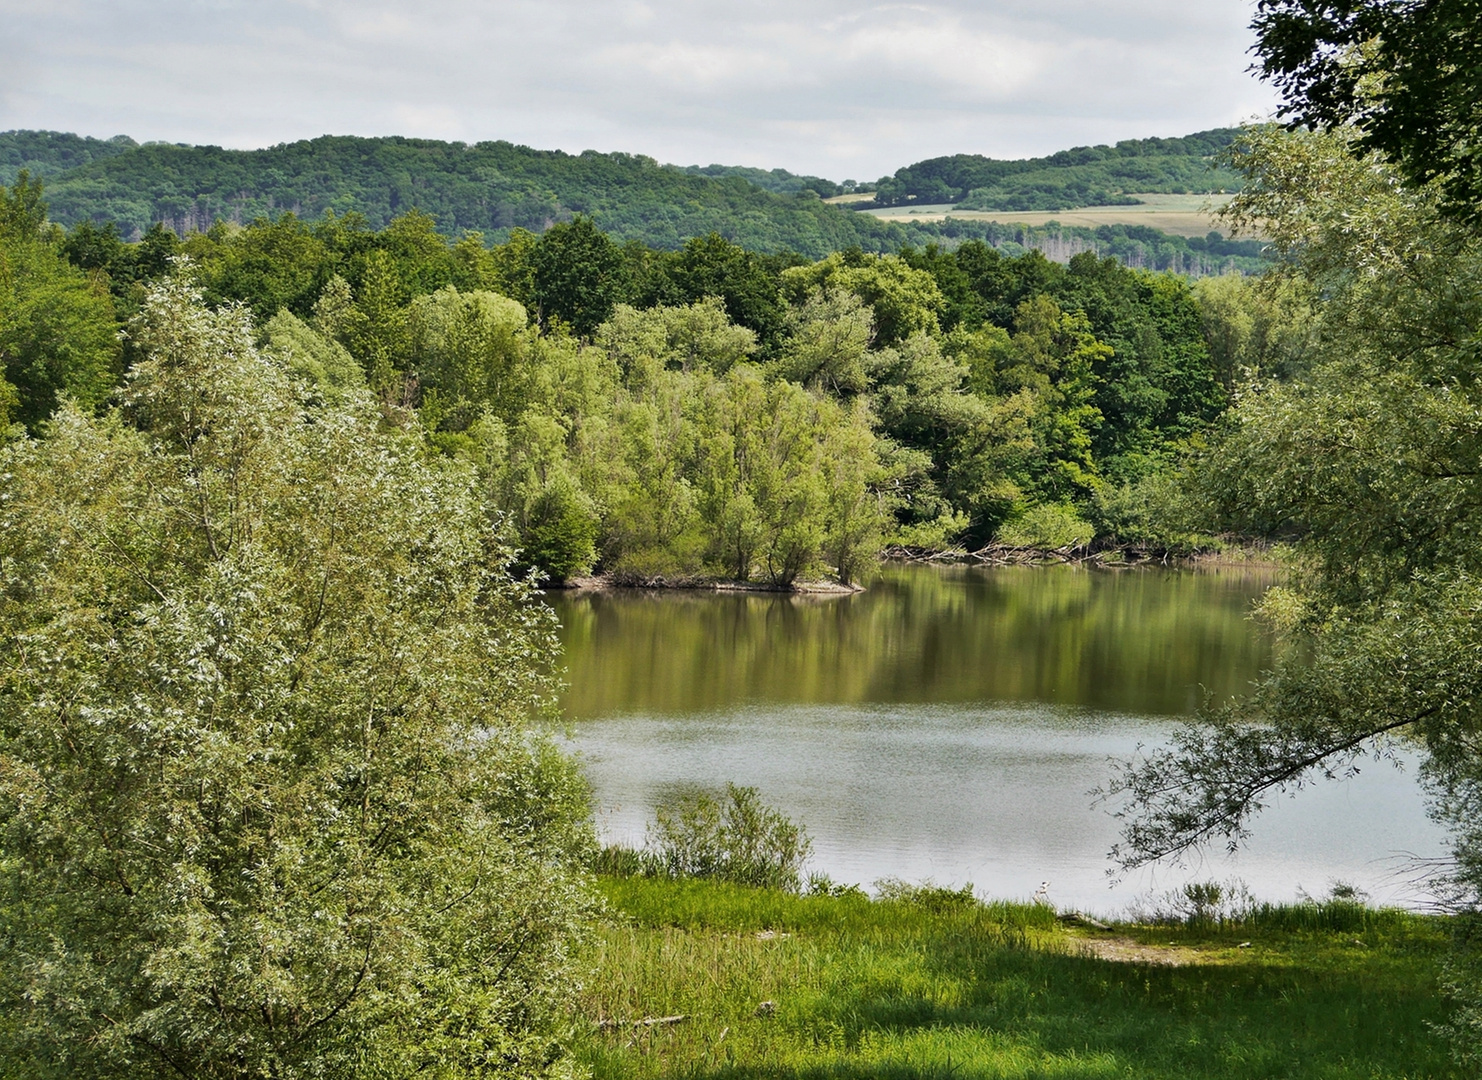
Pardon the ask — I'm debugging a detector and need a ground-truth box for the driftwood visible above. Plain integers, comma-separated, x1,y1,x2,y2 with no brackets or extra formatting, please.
597,1014,688,1030
882,542,1216,568
1058,910,1113,931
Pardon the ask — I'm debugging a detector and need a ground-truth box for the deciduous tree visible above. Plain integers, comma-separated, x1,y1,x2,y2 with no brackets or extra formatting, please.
0,274,593,1079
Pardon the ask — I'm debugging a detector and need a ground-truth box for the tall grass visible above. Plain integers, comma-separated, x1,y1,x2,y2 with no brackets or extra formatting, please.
574,875,1460,1080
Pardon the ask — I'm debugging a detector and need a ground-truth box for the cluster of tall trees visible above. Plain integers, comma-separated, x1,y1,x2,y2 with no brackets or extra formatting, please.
2,186,1251,584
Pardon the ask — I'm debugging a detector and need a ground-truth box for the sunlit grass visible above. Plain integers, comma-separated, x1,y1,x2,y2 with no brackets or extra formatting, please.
573,876,1459,1079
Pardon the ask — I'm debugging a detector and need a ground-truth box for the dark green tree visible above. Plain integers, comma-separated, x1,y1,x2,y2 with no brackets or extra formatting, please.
195,213,331,319
1253,0,1482,222
0,173,120,430
533,216,627,336
667,233,788,349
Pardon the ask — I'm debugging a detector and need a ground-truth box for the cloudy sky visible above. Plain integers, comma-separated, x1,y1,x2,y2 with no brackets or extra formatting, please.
2,1,1280,180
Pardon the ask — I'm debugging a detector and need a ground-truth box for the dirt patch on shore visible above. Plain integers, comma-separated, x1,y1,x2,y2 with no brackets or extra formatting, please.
1075,935,1208,966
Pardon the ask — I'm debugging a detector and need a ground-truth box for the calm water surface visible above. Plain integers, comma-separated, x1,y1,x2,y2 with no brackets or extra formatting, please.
550,564,1445,912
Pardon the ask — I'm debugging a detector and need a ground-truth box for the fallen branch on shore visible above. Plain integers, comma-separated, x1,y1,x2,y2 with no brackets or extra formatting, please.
597,1014,688,1030
880,540,1268,568
1058,910,1114,931
882,542,1115,566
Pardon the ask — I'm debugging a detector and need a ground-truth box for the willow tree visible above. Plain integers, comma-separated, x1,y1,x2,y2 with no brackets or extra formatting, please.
1106,125,1482,1061
0,275,593,1079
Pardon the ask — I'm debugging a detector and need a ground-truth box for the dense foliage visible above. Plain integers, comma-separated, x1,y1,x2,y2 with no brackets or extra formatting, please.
0,172,120,432
0,129,1264,273
0,170,1240,578
870,128,1244,210
0,129,137,180
1253,0,1482,223
677,162,855,199
1107,123,1482,1062
0,275,594,1077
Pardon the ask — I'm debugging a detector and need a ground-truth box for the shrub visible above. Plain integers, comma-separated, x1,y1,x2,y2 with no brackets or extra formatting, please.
874,878,981,912
647,784,812,891
996,502,1094,549
590,844,648,878
1087,470,1212,551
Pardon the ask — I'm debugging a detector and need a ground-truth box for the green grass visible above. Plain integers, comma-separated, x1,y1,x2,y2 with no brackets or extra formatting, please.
573,876,1460,1079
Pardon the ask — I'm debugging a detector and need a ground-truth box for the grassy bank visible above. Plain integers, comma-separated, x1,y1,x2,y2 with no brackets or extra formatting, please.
574,876,1458,1080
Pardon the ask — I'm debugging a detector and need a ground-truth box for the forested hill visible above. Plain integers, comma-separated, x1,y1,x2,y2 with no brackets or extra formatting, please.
871,129,1243,211
1,132,904,257
0,130,138,179
0,129,1261,271
677,163,850,199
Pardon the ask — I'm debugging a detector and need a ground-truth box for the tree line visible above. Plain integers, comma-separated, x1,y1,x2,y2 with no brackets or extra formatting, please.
868,128,1244,210
0,129,1264,273
3,180,1291,586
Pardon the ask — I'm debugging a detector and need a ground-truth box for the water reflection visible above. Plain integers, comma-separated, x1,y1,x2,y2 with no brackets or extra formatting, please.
554,564,1277,718
550,564,1446,911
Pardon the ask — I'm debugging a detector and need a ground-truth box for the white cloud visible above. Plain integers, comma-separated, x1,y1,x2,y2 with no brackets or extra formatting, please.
0,0,1281,179
840,17,1047,99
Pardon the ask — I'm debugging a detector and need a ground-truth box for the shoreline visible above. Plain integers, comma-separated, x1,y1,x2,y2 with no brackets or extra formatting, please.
543,542,1279,593
880,540,1281,571
547,574,864,595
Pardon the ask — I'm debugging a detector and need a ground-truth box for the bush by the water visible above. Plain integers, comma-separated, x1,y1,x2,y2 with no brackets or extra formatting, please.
648,784,812,891
595,785,813,891
996,502,1095,549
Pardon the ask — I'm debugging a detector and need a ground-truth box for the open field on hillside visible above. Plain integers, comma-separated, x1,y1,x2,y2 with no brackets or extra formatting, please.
573,876,1458,1080
854,193,1243,238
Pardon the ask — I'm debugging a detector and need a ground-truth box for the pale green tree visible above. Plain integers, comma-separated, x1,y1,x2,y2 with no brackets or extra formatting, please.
338,250,409,399
771,287,875,395
409,285,530,430
694,367,769,581
818,394,892,585
1191,272,1316,385
598,372,706,579
262,308,364,400
781,252,945,345
597,297,757,389
692,367,842,585
745,377,832,586
477,409,602,582
0,275,594,1079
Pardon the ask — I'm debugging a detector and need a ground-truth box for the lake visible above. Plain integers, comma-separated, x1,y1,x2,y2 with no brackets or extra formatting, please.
550,564,1446,913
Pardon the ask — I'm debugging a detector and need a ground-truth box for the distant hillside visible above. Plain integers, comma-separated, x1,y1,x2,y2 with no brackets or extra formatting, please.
0,129,1265,273
871,129,1243,211
0,130,138,180
676,163,858,199
3,132,902,258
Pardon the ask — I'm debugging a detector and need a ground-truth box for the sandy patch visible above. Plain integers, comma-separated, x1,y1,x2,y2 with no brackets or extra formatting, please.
1074,936,1208,966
